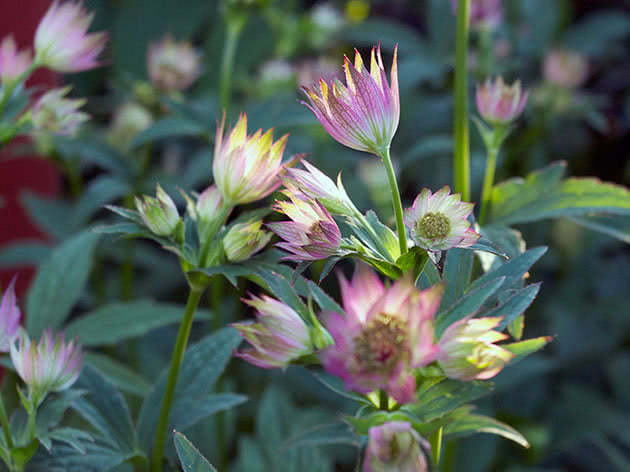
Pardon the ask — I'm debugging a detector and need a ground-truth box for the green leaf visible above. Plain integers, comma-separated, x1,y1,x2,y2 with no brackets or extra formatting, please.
73,176,131,226
0,241,50,268
85,353,151,397
307,280,343,314
311,372,372,406
38,427,94,453
489,162,630,225
482,283,541,331
569,215,630,244
395,247,429,282
504,336,553,362
20,192,74,240
282,422,360,449
26,231,100,337
27,441,136,472
64,300,213,346
35,390,86,436
174,432,217,472
171,393,247,431
440,248,474,311
131,117,206,148
444,412,530,448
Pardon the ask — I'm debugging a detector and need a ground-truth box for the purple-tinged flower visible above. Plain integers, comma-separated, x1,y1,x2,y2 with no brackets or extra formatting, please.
320,265,442,405
364,421,430,472
450,0,503,30
31,87,89,137
268,190,342,262
147,35,201,92
543,49,589,89
10,329,83,405
438,316,514,381
476,77,528,125
223,220,272,262
34,1,107,73
284,160,355,216
135,184,180,237
213,113,289,205
0,36,32,83
0,277,21,353
302,44,399,155
404,186,480,252
231,295,312,368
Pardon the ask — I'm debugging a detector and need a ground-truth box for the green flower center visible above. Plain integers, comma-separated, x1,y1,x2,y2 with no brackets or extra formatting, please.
417,212,451,240
353,314,407,372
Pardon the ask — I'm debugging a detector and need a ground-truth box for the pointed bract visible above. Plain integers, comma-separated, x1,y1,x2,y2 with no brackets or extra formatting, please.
0,278,21,353
135,184,180,237
364,421,430,472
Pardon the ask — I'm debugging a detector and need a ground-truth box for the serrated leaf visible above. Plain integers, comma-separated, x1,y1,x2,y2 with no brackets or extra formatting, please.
85,353,151,397
440,248,474,311
171,393,247,432
307,280,343,314
174,432,217,472
504,336,553,362
27,441,136,472
482,283,541,331
282,421,360,449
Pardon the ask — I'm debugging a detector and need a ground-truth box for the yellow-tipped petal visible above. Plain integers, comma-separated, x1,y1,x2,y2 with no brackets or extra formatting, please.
370,47,383,89
343,58,356,93
353,48,364,71
229,113,248,149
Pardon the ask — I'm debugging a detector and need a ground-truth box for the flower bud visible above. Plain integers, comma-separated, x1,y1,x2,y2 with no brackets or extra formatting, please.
438,316,514,381
147,35,201,92
109,102,153,151
135,184,180,237
223,220,272,262
543,49,589,89
450,0,503,31
0,277,21,353
364,421,429,472
0,36,32,83
30,87,89,137
34,1,107,73
476,76,528,125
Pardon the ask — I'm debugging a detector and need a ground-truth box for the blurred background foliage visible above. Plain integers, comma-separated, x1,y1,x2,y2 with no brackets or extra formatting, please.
3,0,630,471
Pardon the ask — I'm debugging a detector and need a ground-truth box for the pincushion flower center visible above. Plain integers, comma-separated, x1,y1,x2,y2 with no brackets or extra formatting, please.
354,314,407,372
417,212,451,239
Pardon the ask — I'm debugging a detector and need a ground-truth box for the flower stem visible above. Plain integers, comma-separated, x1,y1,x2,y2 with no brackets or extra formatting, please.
478,145,498,225
219,15,246,112
151,286,205,472
454,0,471,202
0,395,14,450
380,147,408,255
378,390,389,411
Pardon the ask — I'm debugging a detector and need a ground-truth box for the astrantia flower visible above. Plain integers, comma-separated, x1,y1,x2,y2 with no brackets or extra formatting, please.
135,184,180,237
0,36,32,83
437,316,514,381
450,0,503,30
31,87,89,136
0,277,21,352
404,186,480,252
34,1,107,73
364,421,430,472
302,44,399,155
320,265,442,404
109,101,153,151
232,295,312,368
543,49,589,89
213,113,288,205
223,220,272,262
147,35,201,92
268,190,341,262
476,77,528,125
10,329,83,405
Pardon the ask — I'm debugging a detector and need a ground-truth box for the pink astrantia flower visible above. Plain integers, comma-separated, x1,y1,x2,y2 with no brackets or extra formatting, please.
147,35,201,92
320,265,442,404
10,329,83,405
0,36,32,83
268,189,342,262
476,76,528,125
404,186,480,252
364,421,430,472
0,278,21,353
450,0,503,30
231,295,312,368
302,44,399,155
34,1,107,73
543,49,589,89
31,87,89,136
438,316,514,381
213,113,288,205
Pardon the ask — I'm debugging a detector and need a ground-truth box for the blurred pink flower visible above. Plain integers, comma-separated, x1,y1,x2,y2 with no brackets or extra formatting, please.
0,277,21,353
302,45,399,155
31,87,89,136
364,421,429,472
450,0,503,30
476,76,528,125
35,0,107,73
0,36,32,83
147,35,201,92
543,49,589,89
320,265,442,404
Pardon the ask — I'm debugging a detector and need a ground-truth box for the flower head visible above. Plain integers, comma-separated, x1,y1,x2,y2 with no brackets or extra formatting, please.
438,316,514,381
213,113,288,205
543,49,589,89
109,101,153,151
364,421,430,472
0,278,21,353
223,220,272,262
10,329,83,405
450,0,503,30
0,36,32,83
147,35,201,92
268,190,341,262
476,77,528,125
35,0,107,73
404,187,479,252
231,295,312,368
321,265,442,404
135,184,180,237
31,87,89,137
302,44,399,155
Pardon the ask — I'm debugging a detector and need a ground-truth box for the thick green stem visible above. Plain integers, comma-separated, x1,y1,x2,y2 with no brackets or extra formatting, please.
454,0,471,201
478,145,498,225
151,286,205,472
380,147,408,255
378,390,389,411
219,17,246,112
0,396,14,450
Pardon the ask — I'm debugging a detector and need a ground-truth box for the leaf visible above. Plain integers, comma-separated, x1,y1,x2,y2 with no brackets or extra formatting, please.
137,328,241,452
73,176,131,226
311,372,372,406
131,117,206,148
20,192,74,240
395,247,429,282
307,280,343,314
440,248,474,311
282,422,360,449
35,390,86,435
0,241,50,268
85,353,151,397
51,137,129,176
569,215,630,244
444,412,530,448
171,393,247,431
64,300,213,346
504,336,553,363
26,231,100,337
482,283,541,331
174,432,217,472
563,10,630,56
27,441,136,472
489,162,630,225
38,427,94,453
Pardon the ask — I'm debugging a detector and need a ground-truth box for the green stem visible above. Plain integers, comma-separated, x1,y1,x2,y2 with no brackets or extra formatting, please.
219,16,246,112
121,194,136,300
478,145,498,225
454,0,471,201
0,395,14,450
378,390,389,411
199,205,233,268
62,159,84,198
151,286,205,472
380,147,408,255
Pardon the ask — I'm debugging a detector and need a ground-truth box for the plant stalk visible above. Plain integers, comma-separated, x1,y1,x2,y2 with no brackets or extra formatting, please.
380,147,408,255
454,0,471,201
219,16,246,112
0,395,13,450
478,145,498,225
151,286,205,472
